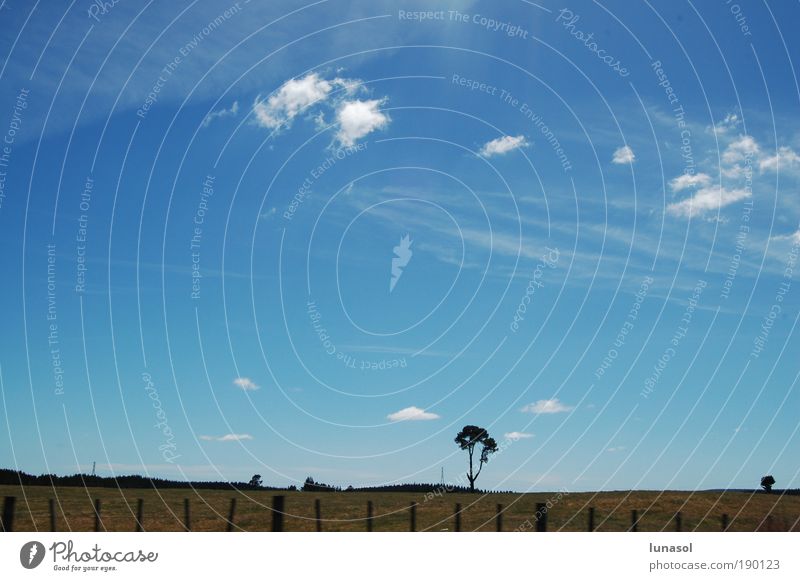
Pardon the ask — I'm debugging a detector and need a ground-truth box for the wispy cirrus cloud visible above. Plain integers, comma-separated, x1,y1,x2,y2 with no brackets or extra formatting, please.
199,434,253,442
201,100,239,128
666,186,750,218
521,398,573,414
504,431,534,440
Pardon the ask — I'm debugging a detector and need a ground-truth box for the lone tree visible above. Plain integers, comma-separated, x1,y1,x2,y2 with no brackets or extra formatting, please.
248,474,263,488
455,425,498,492
761,475,776,493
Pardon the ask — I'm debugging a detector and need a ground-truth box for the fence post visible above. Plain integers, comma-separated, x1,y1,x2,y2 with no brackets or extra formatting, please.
135,499,144,532
454,503,461,532
535,502,547,532
315,499,322,532
93,499,102,532
1,496,15,532
226,498,236,532
410,502,417,532
496,504,503,532
588,507,595,531
721,513,729,531
49,499,56,532
272,495,285,532
675,511,682,532
366,501,373,532
183,499,191,531
630,509,638,532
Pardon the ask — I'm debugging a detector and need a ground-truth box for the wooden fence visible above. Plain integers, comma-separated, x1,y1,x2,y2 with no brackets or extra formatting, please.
2,494,791,532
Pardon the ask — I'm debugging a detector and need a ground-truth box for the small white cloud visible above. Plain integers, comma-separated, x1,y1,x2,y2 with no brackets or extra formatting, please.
666,186,750,218
669,172,711,192
771,230,800,245
722,135,760,165
233,377,259,391
606,446,626,453
200,434,253,442
612,145,635,165
335,98,390,146
521,398,574,414
201,101,239,128
504,431,534,440
260,207,277,219
480,135,529,157
759,146,800,172
253,73,335,129
711,112,739,135
387,406,440,422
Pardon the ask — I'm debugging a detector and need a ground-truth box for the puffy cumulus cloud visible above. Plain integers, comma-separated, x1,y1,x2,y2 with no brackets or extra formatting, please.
335,98,390,146
387,406,440,422
666,186,750,218
253,73,334,129
669,172,712,192
200,434,253,442
202,101,239,128
722,135,760,165
504,431,534,440
521,398,574,414
253,72,359,130
233,377,259,390
612,145,635,164
759,146,800,172
479,134,529,157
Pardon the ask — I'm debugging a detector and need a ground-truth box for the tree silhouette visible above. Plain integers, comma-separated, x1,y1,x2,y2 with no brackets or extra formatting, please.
455,425,498,492
761,475,776,493
248,474,263,487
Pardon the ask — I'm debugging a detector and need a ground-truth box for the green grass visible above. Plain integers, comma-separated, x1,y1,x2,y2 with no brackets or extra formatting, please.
2,485,798,532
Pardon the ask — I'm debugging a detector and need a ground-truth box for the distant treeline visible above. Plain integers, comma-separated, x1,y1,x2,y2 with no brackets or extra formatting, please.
0,469,284,491
0,468,498,494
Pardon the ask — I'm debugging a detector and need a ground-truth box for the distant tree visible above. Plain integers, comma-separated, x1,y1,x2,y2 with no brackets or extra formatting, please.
287,485,297,491
455,425,498,492
248,474,263,487
761,475,776,493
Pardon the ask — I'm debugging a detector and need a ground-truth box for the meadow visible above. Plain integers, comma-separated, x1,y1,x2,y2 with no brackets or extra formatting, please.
2,485,799,532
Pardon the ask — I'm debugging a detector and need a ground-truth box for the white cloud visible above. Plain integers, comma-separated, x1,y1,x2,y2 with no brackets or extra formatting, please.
233,377,259,391
606,446,626,453
201,100,239,128
722,135,760,165
521,398,574,414
612,145,635,164
253,72,336,129
758,146,800,172
200,434,253,442
711,112,739,135
504,431,534,440
335,98,389,146
666,186,750,218
771,230,800,245
479,135,529,157
387,406,440,422
669,172,711,192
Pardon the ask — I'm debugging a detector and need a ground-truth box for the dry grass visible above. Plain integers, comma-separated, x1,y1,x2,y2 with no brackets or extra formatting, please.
2,485,799,532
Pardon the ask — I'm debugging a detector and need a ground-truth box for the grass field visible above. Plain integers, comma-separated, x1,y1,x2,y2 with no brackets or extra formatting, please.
2,485,799,532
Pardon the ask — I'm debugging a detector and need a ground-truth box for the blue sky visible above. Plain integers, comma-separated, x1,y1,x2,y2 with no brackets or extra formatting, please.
1,0,799,492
